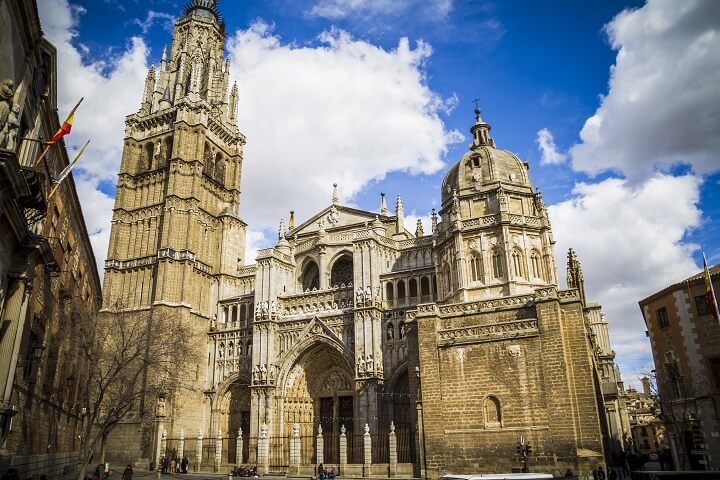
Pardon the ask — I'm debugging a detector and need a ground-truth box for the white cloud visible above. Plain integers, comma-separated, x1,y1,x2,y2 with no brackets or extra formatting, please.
133,11,176,34
570,0,720,180
38,0,150,276
228,21,461,233
549,174,702,375
404,212,432,237
535,128,567,165
308,0,452,20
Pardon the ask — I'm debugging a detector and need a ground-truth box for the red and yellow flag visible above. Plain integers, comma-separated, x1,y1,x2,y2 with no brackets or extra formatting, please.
703,252,718,321
46,97,83,145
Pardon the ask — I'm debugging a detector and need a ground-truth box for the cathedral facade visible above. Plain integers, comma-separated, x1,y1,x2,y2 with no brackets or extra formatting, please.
103,1,614,477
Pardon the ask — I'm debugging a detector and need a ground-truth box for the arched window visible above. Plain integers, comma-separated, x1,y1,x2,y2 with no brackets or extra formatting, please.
470,254,483,282
385,283,395,301
231,305,238,323
239,304,247,324
530,251,543,280
144,142,154,170
301,260,320,291
214,152,226,184
484,395,502,428
491,250,504,279
511,249,525,278
203,143,214,177
164,136,173,165
222,306,229,324
431,274,437,295
420,277,430,296
330,254,353,287
409,278,418,298
397,280,406,300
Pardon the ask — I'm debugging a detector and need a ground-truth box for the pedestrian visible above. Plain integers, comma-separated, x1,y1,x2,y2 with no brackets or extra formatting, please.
564,469,574,477
592,467,598,480
597,465,606,480
181,456,189,474
608,469,617,480
122,465,133,480
169,458,176,476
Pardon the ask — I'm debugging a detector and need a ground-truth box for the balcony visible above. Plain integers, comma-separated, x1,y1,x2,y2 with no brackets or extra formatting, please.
279,286,354,317
384,295,436,309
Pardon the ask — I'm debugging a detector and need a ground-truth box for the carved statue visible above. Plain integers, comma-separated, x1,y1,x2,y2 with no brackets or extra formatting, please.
357,355,366,376
399,322,406,339
356,287,364,304
365,286,372,301
386,324,394,340
366,354,374,374
157,397,166,417
252,365,260,383
260,363,268,382
269,364,277,383
2,104,20,150
270,301,277,315
0,79,16,147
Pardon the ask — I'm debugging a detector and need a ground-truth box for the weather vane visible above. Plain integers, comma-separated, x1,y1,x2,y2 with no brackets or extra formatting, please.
473,98,481,110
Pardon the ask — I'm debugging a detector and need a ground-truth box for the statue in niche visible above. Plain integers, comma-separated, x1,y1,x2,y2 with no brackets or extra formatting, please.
399,322,406,339
260,364,268,382
386,324,394,341
366,354,374,374
252,365,260,384
357,355,366,376
157,397,166,417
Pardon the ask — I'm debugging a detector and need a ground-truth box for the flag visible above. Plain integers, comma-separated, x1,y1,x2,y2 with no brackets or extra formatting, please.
47,139,90,200
46,97,83,145
703,252,718,321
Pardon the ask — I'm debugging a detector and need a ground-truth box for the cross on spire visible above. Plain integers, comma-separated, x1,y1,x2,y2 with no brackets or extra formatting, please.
473,98,482,110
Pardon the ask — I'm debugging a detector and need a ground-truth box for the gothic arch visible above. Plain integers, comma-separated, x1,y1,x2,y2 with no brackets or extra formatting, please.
329,251,353,287
213,371,252,411
299,257,320,291
275,333,354,398
483,394,503,428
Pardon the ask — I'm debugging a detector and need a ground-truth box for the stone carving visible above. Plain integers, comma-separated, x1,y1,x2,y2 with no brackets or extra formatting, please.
386,323,394,340
507,345,521,357
1,104,20,150
0,79,18,149
327,205,340,225
260,363,268,382
390,421,396,433
366,354,374,374
157,397,166,417
357,355,366,376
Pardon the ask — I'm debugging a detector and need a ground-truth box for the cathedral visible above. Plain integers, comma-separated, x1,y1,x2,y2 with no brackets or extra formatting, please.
102,0,622,477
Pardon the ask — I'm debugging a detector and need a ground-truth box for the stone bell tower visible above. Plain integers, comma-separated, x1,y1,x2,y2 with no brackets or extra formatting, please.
102,0,247,458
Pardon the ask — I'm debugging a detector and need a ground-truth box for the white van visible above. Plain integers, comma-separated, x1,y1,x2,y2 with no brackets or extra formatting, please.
442,474,554,480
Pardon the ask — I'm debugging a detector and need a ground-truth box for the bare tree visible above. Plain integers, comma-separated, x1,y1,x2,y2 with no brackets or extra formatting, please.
72,303,197,480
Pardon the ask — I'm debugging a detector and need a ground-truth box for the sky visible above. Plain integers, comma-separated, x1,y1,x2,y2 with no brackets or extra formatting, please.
35,0,720,388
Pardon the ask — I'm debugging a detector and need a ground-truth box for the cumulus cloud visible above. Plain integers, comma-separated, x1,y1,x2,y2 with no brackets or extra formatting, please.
133,10,176,34
228,21,461,234
404,212,432,237
536,128,567,165
308,0,452,20
569,0,720,180
38,0,150,274
549,174,702,376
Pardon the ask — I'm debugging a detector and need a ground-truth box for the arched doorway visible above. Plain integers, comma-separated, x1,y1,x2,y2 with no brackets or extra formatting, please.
215,378,251,464
281,341,354,465
381,369,416,464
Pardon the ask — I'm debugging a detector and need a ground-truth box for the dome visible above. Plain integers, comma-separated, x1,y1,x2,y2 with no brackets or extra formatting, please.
441,112,532,205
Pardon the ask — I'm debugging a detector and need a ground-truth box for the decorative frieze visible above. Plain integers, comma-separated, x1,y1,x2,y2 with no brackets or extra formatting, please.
437,318,539,346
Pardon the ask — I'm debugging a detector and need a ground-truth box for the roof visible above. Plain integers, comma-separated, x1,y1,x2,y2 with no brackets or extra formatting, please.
639,262,720,306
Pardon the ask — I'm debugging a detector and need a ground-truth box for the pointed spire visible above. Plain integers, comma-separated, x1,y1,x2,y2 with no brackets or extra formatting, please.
278,219,284,240
140,66,156,115
380,192,388,216
162,45,168,62
289,210,295,230
415,218,424,237
431,208,438,232
396,194,404,232
229,81,239,122
566,248,587,307
332,183,339,205
159,85,172,109
470,105,494,149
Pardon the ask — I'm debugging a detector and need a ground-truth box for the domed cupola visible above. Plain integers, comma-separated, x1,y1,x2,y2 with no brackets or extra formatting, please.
441,109,532,207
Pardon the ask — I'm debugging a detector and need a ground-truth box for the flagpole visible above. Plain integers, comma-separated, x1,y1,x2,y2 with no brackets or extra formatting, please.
47,139,91,200
34,97,84,168
703,252,719,322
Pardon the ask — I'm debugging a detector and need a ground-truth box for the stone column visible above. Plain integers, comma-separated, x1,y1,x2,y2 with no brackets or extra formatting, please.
258,423,269,475
318,245,328,289
316,424,324,466
215,429,223,471
363,423,372,477
388,422,397,477
195,431,203,472
154,419,165,467
178,430,185,460
0,278,30,443
160,430,167,458
236,428,243,466
289,423,301,474
339,425,347,472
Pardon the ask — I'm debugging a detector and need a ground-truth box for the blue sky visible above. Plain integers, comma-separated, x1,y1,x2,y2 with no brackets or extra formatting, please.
37,0,720,387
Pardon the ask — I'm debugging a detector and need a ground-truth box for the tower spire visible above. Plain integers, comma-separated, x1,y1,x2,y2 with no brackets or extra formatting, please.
332,183,339,205
396,194,404,232
380,192,388,216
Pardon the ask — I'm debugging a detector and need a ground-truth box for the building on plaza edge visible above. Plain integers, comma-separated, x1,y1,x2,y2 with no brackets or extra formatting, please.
102,0,624,476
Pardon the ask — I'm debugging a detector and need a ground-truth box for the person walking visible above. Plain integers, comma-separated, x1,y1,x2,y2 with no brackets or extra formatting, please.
122,465,133,480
